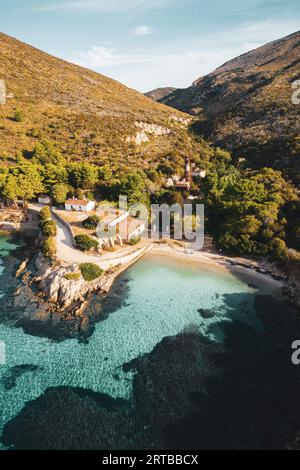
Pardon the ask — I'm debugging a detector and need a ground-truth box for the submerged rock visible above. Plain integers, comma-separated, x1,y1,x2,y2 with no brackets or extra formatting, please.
198,308,215,319
2,364,41,390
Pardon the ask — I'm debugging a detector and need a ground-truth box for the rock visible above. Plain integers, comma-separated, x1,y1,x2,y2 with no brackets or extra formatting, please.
247,283,258,289
126,121,171,145
198,308,215,319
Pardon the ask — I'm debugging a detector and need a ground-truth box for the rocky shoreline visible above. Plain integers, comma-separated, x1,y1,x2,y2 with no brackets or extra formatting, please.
9,249,137,340
222,256,300,311
3,233,299,341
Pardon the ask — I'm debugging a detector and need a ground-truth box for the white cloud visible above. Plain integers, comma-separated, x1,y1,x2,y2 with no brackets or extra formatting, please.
70,45,151,68
67,17,299,91
33,0,174,13
131,25,152,36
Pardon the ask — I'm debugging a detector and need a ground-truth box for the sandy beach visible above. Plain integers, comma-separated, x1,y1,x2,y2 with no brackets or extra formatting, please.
148,241,286,290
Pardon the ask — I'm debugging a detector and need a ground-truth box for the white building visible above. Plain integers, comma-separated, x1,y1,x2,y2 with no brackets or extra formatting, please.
97,207,145,244
164,178,174,188
120,216,146,241
65,199,96,212
192,169,206,178
38,194,52,205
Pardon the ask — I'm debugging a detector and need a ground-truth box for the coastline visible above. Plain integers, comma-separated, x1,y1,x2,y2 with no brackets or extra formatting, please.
2,225,299,342
147,241,300,311
149,242,286,288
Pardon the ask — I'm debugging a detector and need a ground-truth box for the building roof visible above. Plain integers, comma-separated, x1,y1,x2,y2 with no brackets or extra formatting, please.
98,208,128,225
175,181,190,188
65,199,93,206
118,216,145,238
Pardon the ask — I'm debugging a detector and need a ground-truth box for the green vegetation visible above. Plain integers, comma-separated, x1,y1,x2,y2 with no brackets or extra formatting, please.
39,206,57,259
79,263,103,282
202,157,298,262
0,157,44,202
158,33,300,185
75,234,99,252
0,33,191,177
14,109,24,123
0,32,299,267
82,215,100,230
39,206,51,224
127,236,141,246
41,236,56,259
41,220,57,237
64,272,81,281
52,183,70,205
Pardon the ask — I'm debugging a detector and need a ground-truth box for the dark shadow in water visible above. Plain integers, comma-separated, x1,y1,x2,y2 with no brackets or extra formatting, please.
2,365,42,391
1,290,300,450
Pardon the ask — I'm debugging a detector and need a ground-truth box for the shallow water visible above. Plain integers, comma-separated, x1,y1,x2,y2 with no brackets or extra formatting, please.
0,239,292,448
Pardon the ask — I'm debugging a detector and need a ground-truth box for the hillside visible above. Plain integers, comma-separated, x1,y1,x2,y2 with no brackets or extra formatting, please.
145,87,177,102
153,32,300,183
0,33,197,172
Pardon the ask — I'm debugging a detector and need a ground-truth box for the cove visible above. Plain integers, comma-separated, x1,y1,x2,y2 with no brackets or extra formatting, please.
0,239,295,449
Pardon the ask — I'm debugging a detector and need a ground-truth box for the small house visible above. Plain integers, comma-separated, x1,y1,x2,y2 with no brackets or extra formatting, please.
119,216,146,241
65,198,96,212
192,168,206,178
38,194,52,205
175,180,191,191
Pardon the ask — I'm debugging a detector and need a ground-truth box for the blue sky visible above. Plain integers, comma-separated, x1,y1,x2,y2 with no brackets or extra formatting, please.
1,0,299,91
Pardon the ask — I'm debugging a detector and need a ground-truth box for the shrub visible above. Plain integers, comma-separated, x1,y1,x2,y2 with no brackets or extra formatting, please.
41,236,56,259
14,109,24,122
127,236,141,246
41,220,57,237
79,263,103,281
75,234,99,251
82,215,100,230
64,272,81,281
269,238,288,262
39,206,51,224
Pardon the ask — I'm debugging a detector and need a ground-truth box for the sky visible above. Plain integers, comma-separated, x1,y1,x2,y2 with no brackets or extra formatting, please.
1,0,299,92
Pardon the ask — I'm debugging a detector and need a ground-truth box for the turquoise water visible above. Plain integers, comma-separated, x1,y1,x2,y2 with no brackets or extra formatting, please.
0,236,19,299
0,240,283,448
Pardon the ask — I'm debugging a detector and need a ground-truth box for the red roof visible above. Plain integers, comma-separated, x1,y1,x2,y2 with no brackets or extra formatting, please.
175,181,190,188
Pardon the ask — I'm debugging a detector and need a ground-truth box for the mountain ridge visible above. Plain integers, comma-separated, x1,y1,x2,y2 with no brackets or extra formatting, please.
0,32,197,172
147,31,300,182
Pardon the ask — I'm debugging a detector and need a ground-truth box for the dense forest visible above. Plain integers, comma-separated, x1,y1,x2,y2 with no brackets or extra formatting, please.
0,139,299,265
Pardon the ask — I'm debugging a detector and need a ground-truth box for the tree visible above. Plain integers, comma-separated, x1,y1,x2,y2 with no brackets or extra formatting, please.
119,172,149,206
41,164,68,190
68,163,98,189
98,164,113,183
39,206,51,224
41,237,56,259
41,220,57,237
203,162,297,259
1,174,20,202
32,140,66,166
269,238,288,261
82,215,100,230
75,234,99,251
52,183,70,205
